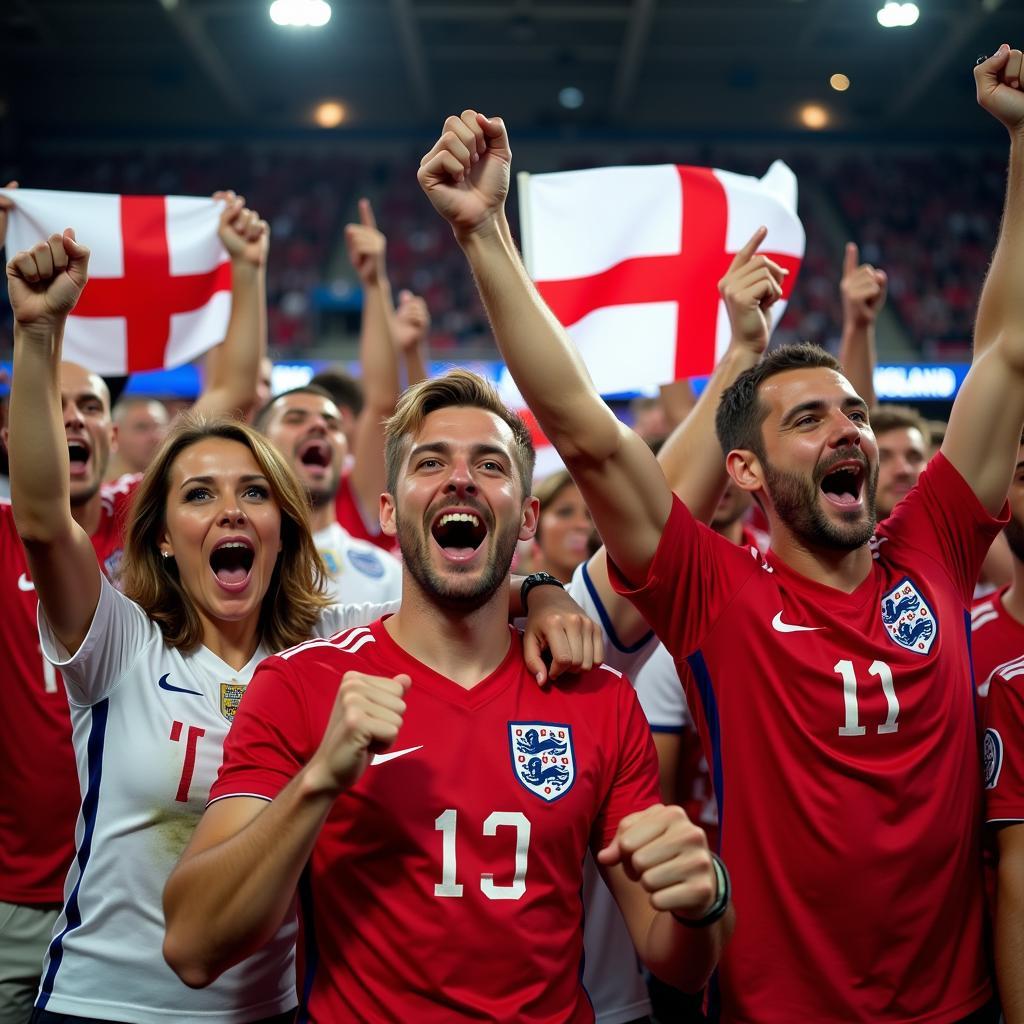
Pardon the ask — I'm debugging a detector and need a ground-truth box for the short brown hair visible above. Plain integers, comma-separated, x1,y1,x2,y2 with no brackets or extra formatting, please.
119,413,330,652
716,343,843,457
384,370,535,495
868,403,929,442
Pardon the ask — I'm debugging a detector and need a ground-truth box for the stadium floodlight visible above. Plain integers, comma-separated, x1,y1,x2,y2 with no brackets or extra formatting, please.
269,0,332,28
558,87,584,110
876,2,920,28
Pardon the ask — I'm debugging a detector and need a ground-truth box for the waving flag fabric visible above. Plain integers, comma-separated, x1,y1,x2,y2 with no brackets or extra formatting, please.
2,188,231,375
517,161,805,395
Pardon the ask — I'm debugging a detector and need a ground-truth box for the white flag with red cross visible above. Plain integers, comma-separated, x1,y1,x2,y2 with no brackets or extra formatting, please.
2,188,231,376
517,161,805,393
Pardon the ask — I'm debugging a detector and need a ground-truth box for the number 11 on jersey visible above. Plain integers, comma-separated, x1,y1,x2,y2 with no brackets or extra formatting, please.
835,659,899,736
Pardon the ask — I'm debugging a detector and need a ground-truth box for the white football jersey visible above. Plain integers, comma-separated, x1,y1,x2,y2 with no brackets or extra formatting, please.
313,521,402,605
35,574,397,1023
567,560,659,1024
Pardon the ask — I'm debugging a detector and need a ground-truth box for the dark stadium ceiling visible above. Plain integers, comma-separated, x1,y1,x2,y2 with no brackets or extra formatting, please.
0,0,1017,146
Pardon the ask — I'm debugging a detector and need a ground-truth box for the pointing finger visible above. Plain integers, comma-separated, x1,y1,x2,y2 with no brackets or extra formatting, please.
359,197,377,230
728,226,768,271
844,241,859,276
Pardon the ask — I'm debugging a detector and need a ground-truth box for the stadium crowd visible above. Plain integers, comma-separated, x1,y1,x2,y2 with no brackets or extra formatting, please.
0,42,1022,1024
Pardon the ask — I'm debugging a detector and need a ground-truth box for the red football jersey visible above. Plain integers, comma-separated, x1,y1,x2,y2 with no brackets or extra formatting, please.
210,618,660,1023
0,476,137,904
971,586,1024,701
609,453,1000,1023
334,472,394,552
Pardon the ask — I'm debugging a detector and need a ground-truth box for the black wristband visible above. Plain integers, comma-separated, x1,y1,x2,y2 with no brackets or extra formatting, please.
671,853,731,929
519,571,564,613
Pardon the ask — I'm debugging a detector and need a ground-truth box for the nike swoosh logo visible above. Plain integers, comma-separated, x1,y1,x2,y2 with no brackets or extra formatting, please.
771,612,823,633
17,574,35,592
158,673,204,697
370,745,423,766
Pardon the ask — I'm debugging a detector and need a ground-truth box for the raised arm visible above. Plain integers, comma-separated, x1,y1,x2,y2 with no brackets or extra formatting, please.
580,227,783,647
836,242,885,406
417,110,670,585
394,288,431,387
943,46,1024,514
193,192,269,419
7,230,100,653
346,199,402,520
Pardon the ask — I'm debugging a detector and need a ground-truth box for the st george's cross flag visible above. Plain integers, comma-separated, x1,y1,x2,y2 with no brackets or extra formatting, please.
1,188,232,376
515,161,805,396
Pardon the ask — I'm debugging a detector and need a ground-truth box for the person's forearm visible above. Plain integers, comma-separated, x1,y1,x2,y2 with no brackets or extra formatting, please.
403,342,429,387
641,904,734,993
997,863,1024,1023
460,217,621,464
658,344,760,524
163,767,336,987
360,277,401,414
9,322,72,541
975,130,1024,355
195,261,265,418
838,323,877,407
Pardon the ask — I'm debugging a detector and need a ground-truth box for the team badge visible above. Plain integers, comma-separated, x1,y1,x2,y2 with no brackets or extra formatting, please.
220,681,247,722
880,577,936,655
984,728,1004,790
509,722,575,803
348,548,386,579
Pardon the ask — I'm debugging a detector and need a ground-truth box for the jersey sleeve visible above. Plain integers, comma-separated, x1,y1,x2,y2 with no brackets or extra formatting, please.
633,645,689,732
316,601,401,637
606,495,761,659
565,560,659,677
37,572,155,706
591,673,663,850
984,669,1024,823
208,657,313,805
882,452,1008,604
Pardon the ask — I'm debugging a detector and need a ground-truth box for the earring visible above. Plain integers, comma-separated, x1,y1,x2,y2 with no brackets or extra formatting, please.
161,551,172,560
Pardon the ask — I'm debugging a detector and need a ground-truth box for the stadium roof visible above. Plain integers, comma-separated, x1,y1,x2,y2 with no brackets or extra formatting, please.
0,0,1017,145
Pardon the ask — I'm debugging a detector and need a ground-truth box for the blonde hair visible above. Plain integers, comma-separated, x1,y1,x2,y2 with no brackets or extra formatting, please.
384,370,535,494
119,413,330,651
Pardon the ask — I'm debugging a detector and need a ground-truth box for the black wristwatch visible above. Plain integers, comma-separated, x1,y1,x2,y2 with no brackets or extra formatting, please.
519,571,565,613
672,853,731,928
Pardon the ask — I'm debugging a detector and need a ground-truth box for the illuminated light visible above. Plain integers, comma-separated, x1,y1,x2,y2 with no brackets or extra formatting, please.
877,2,919,28
270,0,332,28
830,73,851,92
800,104,829,130
314,100,346,128
558,86,584,110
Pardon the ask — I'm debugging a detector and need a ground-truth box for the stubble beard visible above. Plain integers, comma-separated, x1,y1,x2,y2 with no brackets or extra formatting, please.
396,506,520,612
1005,513,1024,565
763,453,879,552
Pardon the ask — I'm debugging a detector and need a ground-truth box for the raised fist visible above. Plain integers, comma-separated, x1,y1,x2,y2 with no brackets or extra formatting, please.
840,242,887,329
975,44,1024,133
597,803,722,922
417,110,511,240
215,191,269,270
305,670,412,795
718,226,787,354
7,229,90,337
345,198,387,286
394,290,431,352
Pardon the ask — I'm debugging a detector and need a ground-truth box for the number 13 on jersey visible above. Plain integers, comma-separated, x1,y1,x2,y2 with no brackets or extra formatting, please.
434,809,531,901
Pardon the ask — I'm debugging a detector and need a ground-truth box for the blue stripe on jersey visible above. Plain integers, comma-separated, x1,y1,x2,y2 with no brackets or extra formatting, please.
685,651,724,845
36,698,110,1010
649,724,684,734
296,865,319,1024
581,561,654,653
964,609,981,730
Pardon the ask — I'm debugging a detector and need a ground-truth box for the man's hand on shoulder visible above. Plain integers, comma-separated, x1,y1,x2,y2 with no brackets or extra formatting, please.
521,582,604,686
417,109,511,242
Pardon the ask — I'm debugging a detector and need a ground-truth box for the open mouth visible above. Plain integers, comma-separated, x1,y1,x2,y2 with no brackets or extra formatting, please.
298,440,332,470
819,460,865,508
209,538,256,591
67,440,91,476
430,509,488,561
